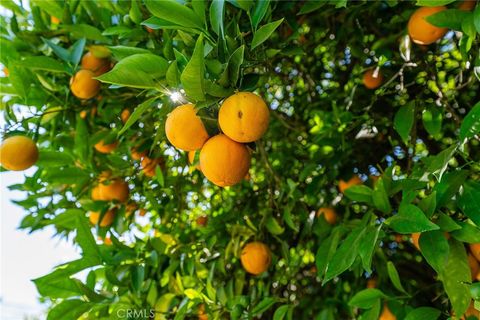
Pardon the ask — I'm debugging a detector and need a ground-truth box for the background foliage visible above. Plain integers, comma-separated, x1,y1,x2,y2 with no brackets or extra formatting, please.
1,0,480,319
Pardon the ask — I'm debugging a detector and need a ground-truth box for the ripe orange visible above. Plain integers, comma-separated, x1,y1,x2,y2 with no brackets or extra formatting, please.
51,16,60,24
121,109,131,123
198,304,208,320
196,216,208,226
379,304,396,320
89,209,116,227
407,6,447,45
218,92,270,143
79,110,88,119
411,232,421,251
92,176,129,203
241,241,271,275
141,157,164,177
338,175,362,193
363,69,383,89
459,0,476,11
199,134,251,187
103,237,113,245
81,52,110,76
94,140,117,154
70,69,100,100
165,104,209,151
316,207,337,225
468,254,479,281
0,136,39,171
470,243,480,261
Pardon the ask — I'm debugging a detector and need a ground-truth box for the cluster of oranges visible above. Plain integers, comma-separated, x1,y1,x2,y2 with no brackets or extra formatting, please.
362,2,476,91
70,48,111,100
165,91,270,187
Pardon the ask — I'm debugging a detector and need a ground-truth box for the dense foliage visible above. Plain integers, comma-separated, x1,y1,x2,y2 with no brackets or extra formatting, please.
1,0,480,319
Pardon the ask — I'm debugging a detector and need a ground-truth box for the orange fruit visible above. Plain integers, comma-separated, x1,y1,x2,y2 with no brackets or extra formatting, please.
464,301,480,319
125,202,138,218
165,104,209,151
131,148,147,160
92,176,129,203
411,232,421,251
0,136,39,171
316,207,337,225
379,304,396,320
338,175,362,193
3,66,9,76
141,157,164,177
121,109,131,123
363,69,383,89
198,304,208,320
459,0,476,11
468,254,479,281
196,216,208,226
81,52,110,76
94,140,117,154
407,6,447,45
188,150,201,171
79,110,88,119
240,241,271,275
199,134,251,187
70,69,100,100
51,16,60,24
89,209,116,227
470,243,480,262
218,92,270,143
366,278,377,289
139,209,147,216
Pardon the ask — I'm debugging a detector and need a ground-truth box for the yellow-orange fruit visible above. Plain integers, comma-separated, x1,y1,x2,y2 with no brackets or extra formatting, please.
70,69,100,100
380,304,396,320
459,0,477,11
3,66,9,76
94,140,117,154
240,241,271,275
79,110,88,119
199,134,251,187
121,109,130,123
89,209,115,227
198,304,208,320
316,207,337,225
141,157,164,177
338,175,362,193
165,104,209,151
93,178,129,203
131,148,147,160
407,6,448,45
81,52,110,76
411,232,421,251
363,69,383,89
0,136,39,171
196,216,208,226
470,243,480,262
464,301,480,319
102,237,113,245
468,254,479,281
218,92,270,143
51,16,60,24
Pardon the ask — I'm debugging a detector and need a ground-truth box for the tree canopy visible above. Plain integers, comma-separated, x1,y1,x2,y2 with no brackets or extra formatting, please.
1,0,480,319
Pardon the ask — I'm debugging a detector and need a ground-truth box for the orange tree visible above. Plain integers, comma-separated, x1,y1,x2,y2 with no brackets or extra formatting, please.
1,0,480,319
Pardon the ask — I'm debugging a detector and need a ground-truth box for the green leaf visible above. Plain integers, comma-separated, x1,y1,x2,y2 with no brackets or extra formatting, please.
458,181,480,226
394,102,415,143
31,0,63,19
418,192,437,218
63,24,107,41
144,0,204,29
436,213,461,232
344,185,373,204
180,34,205,101
404,307,441,320
75,215,102,262
439,239,471,317
75,115,90,164
210,0,225,37
358,225,381,273
97,53,168,89
385,204,439,234
425,145,456,180
460,101,480,140
119,97,157,136
348,288,386,309
266,216,285,235
418,230,450,273
433,170,468,207
47,299,93,320
372,178,391,214
273,305,289,320
387,261,408,294
17,56,66,73
426,9,469,30
422,107,442,137
131,265,145,293
251,18,284,49
251,0,270,30
34,277,83,299
475,5,480,33
451,221,480,243
108,46,152,60
415,0,456,5
44,167,89,185
37,150,74,167
251,297,277,316
298,1,327,15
